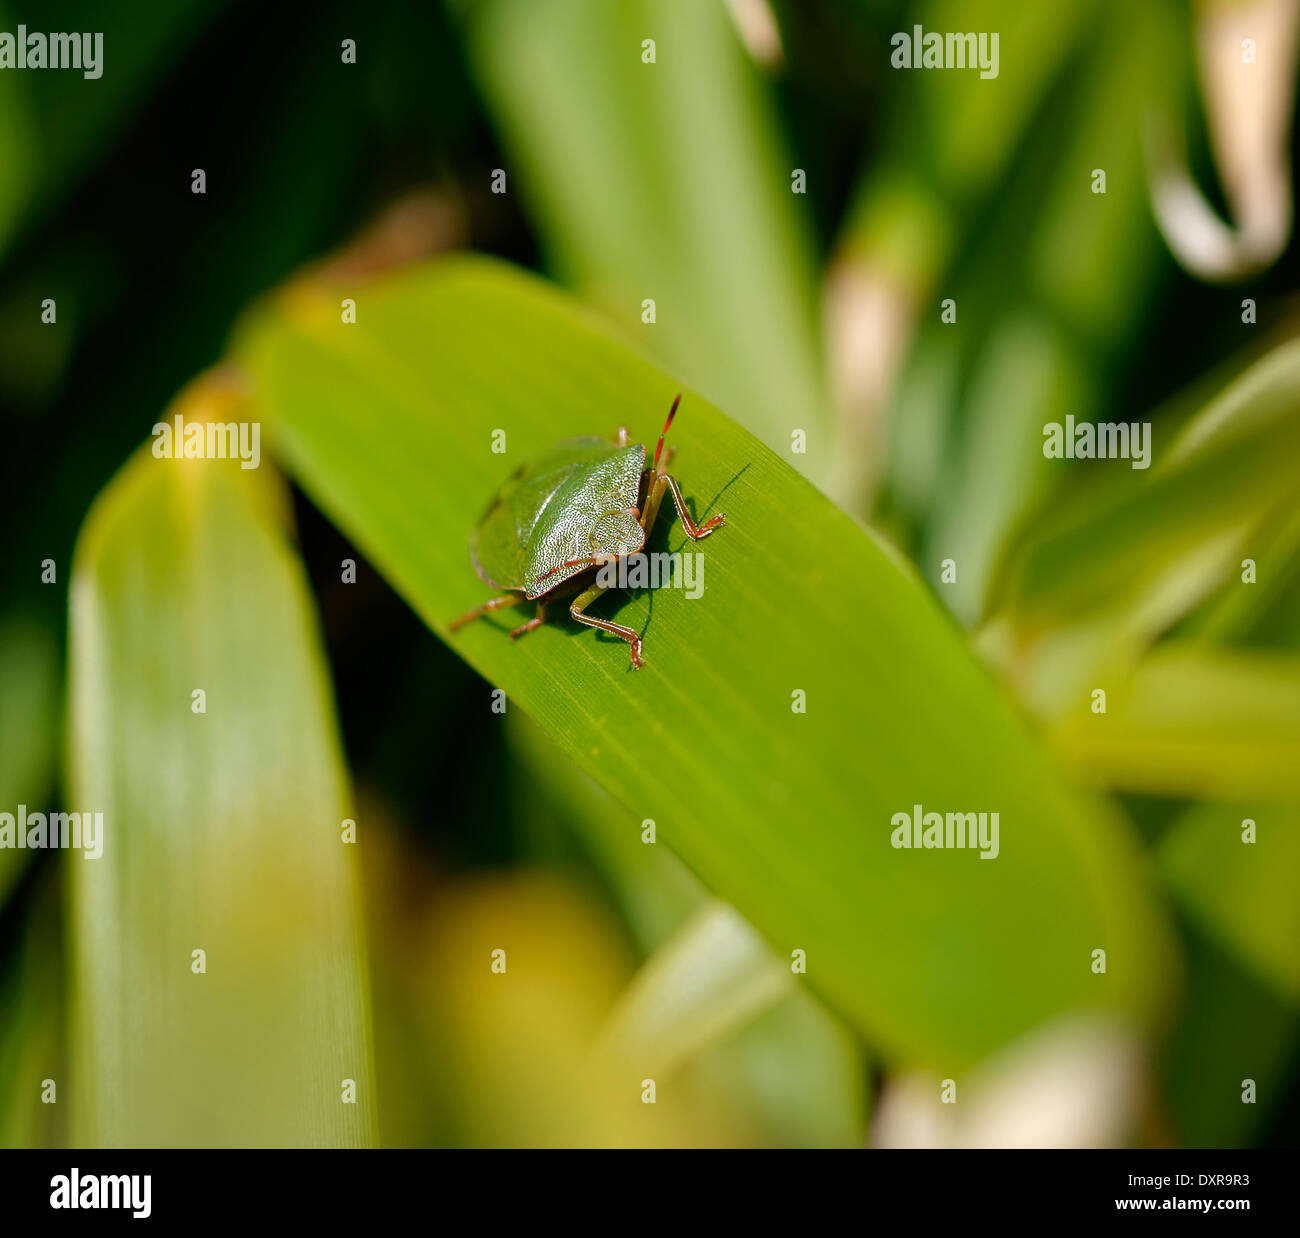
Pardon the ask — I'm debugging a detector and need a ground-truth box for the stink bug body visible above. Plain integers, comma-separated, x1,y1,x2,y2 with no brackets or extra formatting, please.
450,394,726,669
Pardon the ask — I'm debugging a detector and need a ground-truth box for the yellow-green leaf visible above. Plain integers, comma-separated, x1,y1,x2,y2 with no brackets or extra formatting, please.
66,379,376,1146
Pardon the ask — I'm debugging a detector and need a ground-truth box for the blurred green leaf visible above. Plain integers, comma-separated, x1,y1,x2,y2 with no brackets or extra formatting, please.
594,898,869,1146
1046,644,1300,802
880,316,961,526
0,0,227,261
856,0,1183,559
998,341,1300,638
979,341,1300,728
0,9,36,256
459,0,830,478
0,875,64,1149
1161,926,1298,1149
1160,804,1300,1003
597,901,792,1076
0,620,60,905
1026,0,1180,343
913,0,1098,200
405,870,751,1146
66,382,376,1146
707,970,867,1148
1186,500,1300,648
838,0,1095,267
509,710,867,1145
924,315,1095,625
507,710,704,950
236,254,1177,1069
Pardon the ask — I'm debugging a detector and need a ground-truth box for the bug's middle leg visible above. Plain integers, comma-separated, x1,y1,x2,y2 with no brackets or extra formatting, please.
570,585,644,669
509,602,547,641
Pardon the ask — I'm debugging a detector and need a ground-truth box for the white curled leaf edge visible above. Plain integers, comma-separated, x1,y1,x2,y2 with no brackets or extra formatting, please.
1147,0,1299,283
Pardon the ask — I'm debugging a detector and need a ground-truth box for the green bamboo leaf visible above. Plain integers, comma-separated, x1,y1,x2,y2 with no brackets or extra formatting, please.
978,347,1300,732
906,0,1097,201
1025,0,1182,342
457,0,829,480
1045,644,1300,802
0,875,64,1149
923,314,1096,626
1161,927,1298,1148
998,341,1300,636
709,971,867,1149
66,381,376,1146
1160,805,1300,1003
0,620,60,905
0,12,35,257
842,0,1184,546
1186,500,1300,646
234,255,1176,1070
596,902,792,1077
0,0,227,261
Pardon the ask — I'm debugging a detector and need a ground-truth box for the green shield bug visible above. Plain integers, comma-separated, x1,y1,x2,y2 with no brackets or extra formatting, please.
450,394,726,669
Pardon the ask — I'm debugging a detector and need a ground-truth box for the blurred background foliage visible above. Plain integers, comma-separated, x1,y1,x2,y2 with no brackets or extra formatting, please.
1,0,1298,1147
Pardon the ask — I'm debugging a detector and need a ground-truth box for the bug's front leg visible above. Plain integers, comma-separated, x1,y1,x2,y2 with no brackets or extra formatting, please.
449,593,526,631
640,473,726,541
570,585,644,669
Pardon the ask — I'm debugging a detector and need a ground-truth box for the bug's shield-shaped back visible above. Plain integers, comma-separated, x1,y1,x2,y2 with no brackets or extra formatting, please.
470,438,646,597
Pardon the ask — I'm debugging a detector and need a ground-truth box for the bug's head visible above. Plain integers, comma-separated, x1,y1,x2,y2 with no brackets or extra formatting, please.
653,393,683,474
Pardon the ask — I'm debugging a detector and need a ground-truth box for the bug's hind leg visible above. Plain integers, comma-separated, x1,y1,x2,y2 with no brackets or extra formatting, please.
449,593,526,632
509,602,547,641
570,586,644,669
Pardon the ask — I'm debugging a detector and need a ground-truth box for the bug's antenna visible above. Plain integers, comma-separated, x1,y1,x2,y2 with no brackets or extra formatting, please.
653,393,682,474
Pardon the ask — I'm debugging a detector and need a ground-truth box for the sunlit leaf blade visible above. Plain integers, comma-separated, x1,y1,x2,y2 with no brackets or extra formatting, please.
66,380,376,1147
1160,804,1300,1003
236,255,1177,1069
458,0,830,479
